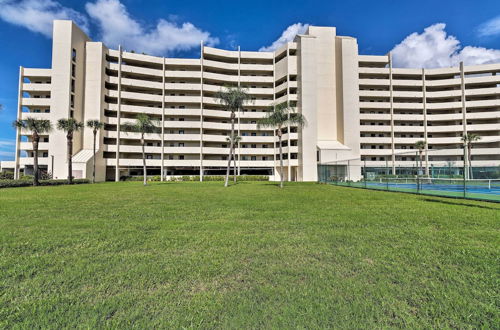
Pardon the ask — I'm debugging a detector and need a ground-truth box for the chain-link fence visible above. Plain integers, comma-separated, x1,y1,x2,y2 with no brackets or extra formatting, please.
318,147,500,202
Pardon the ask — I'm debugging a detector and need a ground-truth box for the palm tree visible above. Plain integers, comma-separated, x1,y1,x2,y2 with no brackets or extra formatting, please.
122,114,157,186
226,134,241,183
57,118,84,184
415,140,426,177
258,103,306,188
12,118,52,186
461,133,481,179
215,86,251,187
86,120,104,183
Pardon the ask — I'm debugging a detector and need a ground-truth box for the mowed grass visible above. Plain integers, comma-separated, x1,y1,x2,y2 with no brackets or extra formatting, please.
0,182,498,328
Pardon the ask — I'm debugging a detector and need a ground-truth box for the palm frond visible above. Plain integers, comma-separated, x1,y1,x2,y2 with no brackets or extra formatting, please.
215,86,251,113
56,118,84,133
13,118,52,134
86,119,104,130
257,102,306,130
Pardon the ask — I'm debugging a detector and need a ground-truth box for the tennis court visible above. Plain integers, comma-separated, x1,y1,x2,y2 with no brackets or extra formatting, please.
336,178,500,202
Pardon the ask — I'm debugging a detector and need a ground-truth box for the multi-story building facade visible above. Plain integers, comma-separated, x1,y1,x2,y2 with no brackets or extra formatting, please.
2,20,499,181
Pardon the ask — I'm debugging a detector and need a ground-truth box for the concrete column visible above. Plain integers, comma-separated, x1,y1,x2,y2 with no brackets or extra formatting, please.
161,57,166,181
114,45,122,182
459,62,468,179
14,66,24,180
422,68,429,176
272,53,277,180
237,46,241,176
388,52,396,174
199,41,204,181
286,43,292,181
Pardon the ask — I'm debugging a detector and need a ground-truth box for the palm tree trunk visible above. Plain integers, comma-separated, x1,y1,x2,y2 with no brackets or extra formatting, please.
419,150,423,176
32,132,39,186
67,133,73,184
468,144,473,180
92,130,97,184
278,130,284,189
224,112,235,187
141,135,147,186
233,142,237,184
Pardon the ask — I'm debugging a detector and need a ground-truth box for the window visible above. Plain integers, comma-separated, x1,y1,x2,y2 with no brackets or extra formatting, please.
169,155,173,160
71,79,75,93
251,156,256,161
251,133,256,136
251,144,256,148
72,48,77,62
179,118,185,121
71,64,75,77
179,130,184,134
262,156,267,160
147,155,153,159
179,155,184,160
178,143,184,147
147,142,153,146
70,95,75,108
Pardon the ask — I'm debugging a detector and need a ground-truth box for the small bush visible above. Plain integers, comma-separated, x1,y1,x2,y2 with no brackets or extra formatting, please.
0,179,89,189
122,175,269,182
0,171,14,180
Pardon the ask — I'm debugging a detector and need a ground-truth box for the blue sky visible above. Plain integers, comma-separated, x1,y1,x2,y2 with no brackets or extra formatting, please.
1,0,499,160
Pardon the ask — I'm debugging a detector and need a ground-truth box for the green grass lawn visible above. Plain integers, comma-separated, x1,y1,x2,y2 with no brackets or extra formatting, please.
1,182,498,328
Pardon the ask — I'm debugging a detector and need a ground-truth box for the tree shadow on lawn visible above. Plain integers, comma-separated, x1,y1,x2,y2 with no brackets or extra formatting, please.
421,198,500,210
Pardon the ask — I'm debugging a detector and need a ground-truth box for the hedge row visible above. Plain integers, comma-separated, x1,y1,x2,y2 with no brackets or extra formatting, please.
0,179,89,188
122,175,269,182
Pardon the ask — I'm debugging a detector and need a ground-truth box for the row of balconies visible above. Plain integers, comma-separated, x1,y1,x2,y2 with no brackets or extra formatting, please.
359,87,499,99
359,99,500,110
106,104,271,119
110,76,296,95
105,131,298,143
108,63,277,83
360,111,500,121
358,74,500,87
360,123,499,133
104,145,298,155
360,136,499,144
106,90,278,107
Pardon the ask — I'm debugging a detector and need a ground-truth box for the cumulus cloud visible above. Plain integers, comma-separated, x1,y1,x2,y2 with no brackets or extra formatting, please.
259,23,309,52
477,15,500,37
85,0,218,55
391,23,500,68
0,0,89,37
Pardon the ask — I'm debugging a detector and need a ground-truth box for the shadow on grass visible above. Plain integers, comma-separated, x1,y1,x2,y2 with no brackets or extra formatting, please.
422,198,500,210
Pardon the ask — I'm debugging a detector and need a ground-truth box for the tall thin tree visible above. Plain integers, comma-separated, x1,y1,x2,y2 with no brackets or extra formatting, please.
226,134,241,183
415,140,426,177
122,114,158,186
86,120,104,183
461,133,481,179
57,118,84,184
12,118,52,186
258,103,306,188
215,86,251,187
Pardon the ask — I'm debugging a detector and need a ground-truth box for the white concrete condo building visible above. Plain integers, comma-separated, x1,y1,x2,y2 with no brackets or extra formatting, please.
3,20,500,181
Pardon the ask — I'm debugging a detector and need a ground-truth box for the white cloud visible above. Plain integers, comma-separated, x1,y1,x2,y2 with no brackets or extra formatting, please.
0,0,89,37
391,23,500,68
477,15,500,37
85,0,218,55
259,23,309,52
0,139,15,160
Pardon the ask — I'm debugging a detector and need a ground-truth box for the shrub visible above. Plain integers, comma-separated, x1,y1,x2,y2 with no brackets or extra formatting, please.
0,171,14,180
122,175,269,182
0,179,89,189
